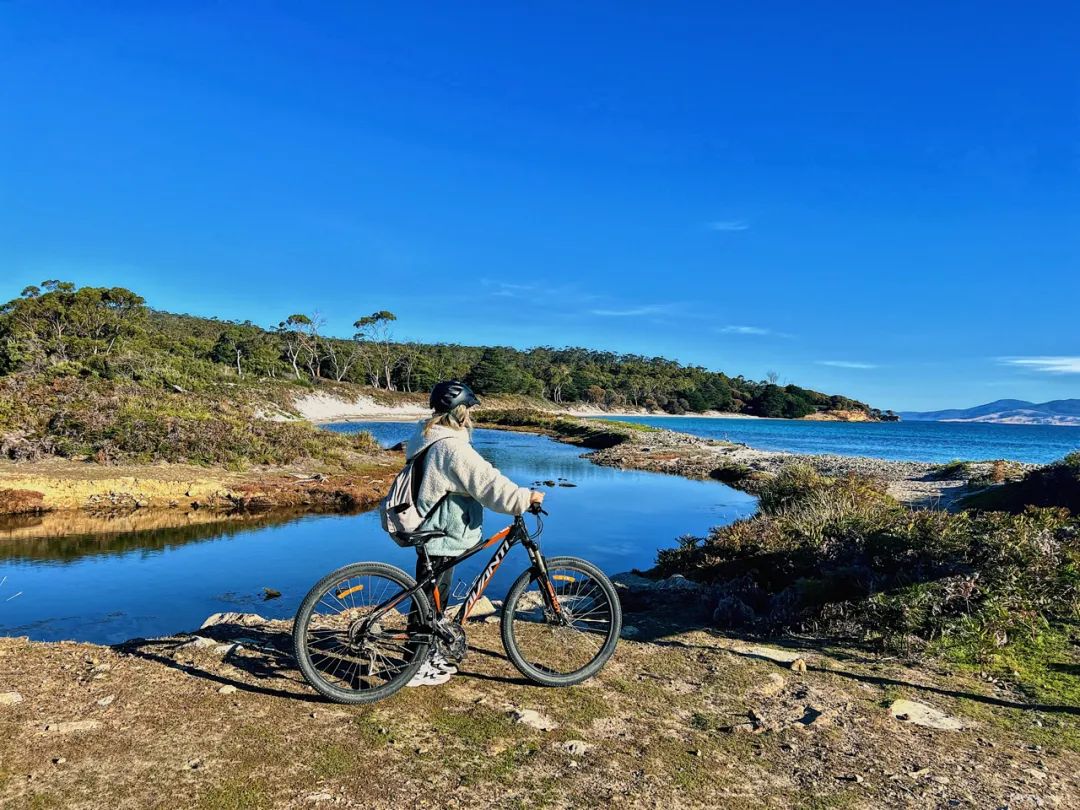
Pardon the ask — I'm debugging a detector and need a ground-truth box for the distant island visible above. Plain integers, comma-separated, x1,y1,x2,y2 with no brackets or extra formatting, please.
900,398,1080,426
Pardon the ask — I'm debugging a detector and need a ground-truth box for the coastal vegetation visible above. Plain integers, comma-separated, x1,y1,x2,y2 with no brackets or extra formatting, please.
655,462,1080,682
960,452,1080,514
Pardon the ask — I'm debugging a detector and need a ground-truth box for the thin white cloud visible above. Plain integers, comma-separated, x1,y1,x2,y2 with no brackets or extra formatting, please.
483,281,537,298
717,324,795,338
816,360,878,370
721,325,770,335
707,219,750,232
1000,356,1080,374
590,304,676,317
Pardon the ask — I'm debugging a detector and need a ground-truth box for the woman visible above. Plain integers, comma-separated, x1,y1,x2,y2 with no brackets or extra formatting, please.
405,380,544,686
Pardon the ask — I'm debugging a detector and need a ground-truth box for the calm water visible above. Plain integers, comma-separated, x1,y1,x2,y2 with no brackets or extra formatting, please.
0,425,756,644
607,416,1080,464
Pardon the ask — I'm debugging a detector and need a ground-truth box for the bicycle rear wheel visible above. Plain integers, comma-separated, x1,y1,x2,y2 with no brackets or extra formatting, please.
292,562,431,704
501,556,621,687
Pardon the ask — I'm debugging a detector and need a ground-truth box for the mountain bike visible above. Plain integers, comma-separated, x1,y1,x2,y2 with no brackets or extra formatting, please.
292,506,622,704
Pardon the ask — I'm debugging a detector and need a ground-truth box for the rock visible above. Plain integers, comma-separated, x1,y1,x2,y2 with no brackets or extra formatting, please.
796,705,834,728
217,685,238,695
44,720,101,733
756,673,786,697
52,757,66,765
186,759,203,770
213,644,239,656
509,708,558,731
562,740,592,757
790,658,808,673
888,699,963,731
514,592,547,612
620,625,640,639
0,691,24,706
1025,768,1047,781
656,575,706,592
96,695,116,708
739,645,805,665
181,635,217,650
712,596,755,627
200,612,266,629
465,596,497,619
262,588,282,601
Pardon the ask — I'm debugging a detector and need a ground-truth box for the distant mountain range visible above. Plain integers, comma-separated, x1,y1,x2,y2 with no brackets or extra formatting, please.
899,399,1080,426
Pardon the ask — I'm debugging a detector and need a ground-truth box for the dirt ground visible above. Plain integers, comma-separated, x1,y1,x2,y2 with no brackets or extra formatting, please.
1,609,1076,809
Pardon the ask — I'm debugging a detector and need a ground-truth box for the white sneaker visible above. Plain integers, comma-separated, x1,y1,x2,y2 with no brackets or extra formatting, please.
430,651,459,675
406,652,457,687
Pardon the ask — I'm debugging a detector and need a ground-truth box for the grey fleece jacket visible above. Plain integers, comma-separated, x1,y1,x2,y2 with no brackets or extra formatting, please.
405,421,533,556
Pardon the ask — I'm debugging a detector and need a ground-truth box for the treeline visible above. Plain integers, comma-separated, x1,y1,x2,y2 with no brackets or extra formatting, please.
0,281,894,419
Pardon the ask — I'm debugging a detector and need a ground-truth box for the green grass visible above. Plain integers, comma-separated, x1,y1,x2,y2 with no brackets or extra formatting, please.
311,743,354,779
430,704,519,747
594,418,661,432
197,779,268,810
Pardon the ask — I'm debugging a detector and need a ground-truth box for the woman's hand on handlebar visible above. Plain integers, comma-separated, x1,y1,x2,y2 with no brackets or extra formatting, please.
528,490,547,514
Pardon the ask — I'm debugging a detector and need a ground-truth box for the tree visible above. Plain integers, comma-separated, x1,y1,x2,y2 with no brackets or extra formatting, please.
212,326,248,376
547,364,572,403
354,311,398,389
0,281,146,371
585,385,606,405
396,341,423,392
322,334,363,383
277,313,322,380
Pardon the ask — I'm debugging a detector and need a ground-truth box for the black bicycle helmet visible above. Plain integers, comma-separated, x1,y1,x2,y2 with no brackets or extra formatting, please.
429,380,481,413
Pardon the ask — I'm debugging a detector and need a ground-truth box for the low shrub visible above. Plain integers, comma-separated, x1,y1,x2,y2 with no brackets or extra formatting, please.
932,459,972,480
656,468,1080,658
0,373,378,469
961,453,1080,514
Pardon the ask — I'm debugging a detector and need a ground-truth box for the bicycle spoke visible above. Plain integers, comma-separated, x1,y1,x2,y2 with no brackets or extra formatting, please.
298,567,428,697
507,564,616,678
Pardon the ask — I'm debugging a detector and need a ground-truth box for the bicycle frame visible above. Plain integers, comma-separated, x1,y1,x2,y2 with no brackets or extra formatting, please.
358,513,562,644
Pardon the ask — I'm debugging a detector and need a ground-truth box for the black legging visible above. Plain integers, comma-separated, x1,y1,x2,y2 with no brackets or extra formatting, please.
412,552,455,621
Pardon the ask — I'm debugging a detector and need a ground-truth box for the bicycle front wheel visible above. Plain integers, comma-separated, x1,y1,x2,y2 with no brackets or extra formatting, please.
292,562,431,704
501,556,621,687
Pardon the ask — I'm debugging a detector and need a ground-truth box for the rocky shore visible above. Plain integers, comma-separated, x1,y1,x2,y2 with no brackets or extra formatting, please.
477,410,1037,509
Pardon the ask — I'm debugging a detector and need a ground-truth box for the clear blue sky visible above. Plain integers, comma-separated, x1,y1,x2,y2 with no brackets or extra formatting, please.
2,2,1078,411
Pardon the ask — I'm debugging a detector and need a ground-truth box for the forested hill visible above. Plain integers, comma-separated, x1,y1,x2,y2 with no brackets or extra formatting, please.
0,281,892,421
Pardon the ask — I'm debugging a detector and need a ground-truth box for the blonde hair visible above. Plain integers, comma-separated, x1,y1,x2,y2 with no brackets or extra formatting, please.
423,403,473,436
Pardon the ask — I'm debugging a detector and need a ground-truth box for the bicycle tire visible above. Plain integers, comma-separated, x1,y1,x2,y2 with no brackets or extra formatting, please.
293,562,432,704
501,556,621,687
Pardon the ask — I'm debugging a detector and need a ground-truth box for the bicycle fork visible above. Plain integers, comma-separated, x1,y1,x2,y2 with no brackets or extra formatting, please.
523,538,566,622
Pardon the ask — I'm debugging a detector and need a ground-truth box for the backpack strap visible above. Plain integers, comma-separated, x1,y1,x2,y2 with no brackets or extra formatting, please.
409,436,451,505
